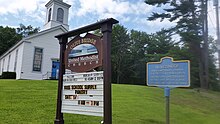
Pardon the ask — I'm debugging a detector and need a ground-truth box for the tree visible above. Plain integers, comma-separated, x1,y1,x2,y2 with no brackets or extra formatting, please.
168,45,201,87
129,30,150,84
111,26,175,85
111,24,131,84
17,24,39,37
207,36,220,91
0,26,22,56
0,24,39,56
146,29,175,61
145,0,210,89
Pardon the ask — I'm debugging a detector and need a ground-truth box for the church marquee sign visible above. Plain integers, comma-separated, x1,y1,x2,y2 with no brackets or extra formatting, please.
62,33,104,117
62,71,104,116
65,33,103,73
54,18,118,124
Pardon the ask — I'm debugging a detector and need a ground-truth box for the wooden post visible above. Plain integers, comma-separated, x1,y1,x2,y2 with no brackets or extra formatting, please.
54,37,67,124
101,22,113,124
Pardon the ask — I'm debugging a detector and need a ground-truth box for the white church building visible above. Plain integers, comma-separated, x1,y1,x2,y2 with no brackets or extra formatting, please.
0,0,71,80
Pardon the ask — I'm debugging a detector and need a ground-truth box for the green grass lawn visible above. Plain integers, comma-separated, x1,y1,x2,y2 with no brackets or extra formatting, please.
0,80,220,124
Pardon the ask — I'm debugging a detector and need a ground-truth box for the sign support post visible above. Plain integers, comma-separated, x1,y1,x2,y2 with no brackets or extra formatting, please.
101,22,113,124
55,37,67,124
164,87,170,124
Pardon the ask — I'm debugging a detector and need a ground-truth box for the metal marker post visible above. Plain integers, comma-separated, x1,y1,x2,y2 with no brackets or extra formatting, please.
164,87,170,124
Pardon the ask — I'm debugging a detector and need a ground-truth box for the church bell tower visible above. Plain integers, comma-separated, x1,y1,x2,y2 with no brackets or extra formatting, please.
44,0,71,30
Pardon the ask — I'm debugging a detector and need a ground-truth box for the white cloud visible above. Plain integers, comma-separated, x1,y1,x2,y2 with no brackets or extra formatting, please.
3,17,8,21
0,0,216,36
0,0,42,14
129,17,175,33
72,0,153,22
0,0,74,24
0,0,48,23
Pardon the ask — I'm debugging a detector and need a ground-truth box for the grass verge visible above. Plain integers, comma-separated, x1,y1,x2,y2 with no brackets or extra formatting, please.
0,80,220,124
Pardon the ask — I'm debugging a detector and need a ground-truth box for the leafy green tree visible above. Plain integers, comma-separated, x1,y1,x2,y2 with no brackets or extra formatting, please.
129,30,150,84
145,0,210,89
207,36,220,91
111,24,131,84
111,26,175,85
146,29,174,62
0,24,39,56
0,26,22,56
168,46,201,87
17,24,39,37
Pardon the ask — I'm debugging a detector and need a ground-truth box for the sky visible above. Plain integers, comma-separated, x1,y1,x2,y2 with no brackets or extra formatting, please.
0,0,218,38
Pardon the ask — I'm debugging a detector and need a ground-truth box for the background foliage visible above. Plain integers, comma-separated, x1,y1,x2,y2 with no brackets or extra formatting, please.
110,24,219,91
0,24,39,56
1,23,218,90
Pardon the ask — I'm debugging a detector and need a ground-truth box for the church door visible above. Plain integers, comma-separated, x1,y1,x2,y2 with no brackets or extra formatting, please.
51,61,60,79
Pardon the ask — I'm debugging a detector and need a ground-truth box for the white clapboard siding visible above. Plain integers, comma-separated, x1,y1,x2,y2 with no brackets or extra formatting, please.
20,27,66,80
0,42,24,79
16,44,25,79
0,26,67,80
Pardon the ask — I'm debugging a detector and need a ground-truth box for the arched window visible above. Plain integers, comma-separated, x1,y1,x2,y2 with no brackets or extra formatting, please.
48,8,52,22
57,8,64,23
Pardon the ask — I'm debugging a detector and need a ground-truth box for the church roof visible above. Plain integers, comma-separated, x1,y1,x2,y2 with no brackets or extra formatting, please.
25,25,67,40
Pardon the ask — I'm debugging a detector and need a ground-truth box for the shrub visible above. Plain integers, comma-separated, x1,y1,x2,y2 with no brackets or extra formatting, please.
1,72,16,79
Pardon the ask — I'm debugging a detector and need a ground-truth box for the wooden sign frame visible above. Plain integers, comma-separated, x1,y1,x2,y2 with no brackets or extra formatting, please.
54,18,118,124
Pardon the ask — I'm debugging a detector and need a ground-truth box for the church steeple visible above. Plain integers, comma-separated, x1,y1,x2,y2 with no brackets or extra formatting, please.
44,0,71,30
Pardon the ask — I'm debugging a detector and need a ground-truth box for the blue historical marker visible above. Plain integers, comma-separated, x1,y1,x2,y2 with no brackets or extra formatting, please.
147,57,190,87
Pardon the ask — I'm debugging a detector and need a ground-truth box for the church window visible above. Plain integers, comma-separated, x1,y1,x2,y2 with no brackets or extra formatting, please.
14,49,18,72
0,61,1,73
2,59,5,72
7,55,11,71
33,48,43,72
48,8,52,22
57,8,64,23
